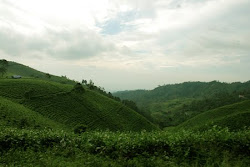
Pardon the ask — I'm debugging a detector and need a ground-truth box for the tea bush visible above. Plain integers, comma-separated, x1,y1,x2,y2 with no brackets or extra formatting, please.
0,127,249,166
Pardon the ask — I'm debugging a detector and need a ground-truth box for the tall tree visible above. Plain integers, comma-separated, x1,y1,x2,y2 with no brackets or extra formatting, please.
88,79,95,90
81,79,87,85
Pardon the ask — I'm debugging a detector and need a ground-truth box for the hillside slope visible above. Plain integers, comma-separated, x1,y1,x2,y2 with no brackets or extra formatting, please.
4,61,76,85
0,79,157,131
177,100,250,131
0,96,65,130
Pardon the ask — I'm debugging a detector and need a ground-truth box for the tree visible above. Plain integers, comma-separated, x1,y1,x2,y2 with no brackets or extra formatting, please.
89,79,94,85
108,92,112,97
45,73,51,79
81,79,87,85
74,124,87,134
72,83,85,93
88,79,95,90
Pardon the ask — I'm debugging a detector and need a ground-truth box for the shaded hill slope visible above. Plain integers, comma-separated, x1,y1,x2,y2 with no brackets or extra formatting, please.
0,79,157,131
177,100,250,131
0,96,65,130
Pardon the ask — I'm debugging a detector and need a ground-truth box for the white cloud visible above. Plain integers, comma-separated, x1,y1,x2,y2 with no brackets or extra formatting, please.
0,0,249,90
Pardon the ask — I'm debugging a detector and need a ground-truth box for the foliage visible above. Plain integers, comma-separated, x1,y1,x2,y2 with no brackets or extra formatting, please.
74,124,88,134
45,73,51,78
88,79,95,90
81,79,87,85
122,99,139,112
177,100,250,131
0,127,249,166
72,83,85,93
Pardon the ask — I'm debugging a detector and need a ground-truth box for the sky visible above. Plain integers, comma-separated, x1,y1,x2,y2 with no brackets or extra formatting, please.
0,0,249,91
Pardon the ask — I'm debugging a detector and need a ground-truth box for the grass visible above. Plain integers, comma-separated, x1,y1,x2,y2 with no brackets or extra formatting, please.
177,100,250,131
0,127,249,166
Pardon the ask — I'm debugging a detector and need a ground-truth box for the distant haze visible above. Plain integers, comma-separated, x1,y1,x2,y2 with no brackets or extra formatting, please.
0,0,249,91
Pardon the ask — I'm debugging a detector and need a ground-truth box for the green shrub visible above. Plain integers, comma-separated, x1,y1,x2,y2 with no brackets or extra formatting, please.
0,127,250,166
72,83,85,93
74,124,87,134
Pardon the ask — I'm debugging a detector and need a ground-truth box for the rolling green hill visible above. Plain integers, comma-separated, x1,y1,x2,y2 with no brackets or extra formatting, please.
3,61,76,85
0,78,157,131
177,100,250,131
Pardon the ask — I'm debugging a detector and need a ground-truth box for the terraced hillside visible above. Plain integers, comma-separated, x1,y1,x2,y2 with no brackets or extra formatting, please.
0,79,157,131
0,96,66,130
177,100,250,131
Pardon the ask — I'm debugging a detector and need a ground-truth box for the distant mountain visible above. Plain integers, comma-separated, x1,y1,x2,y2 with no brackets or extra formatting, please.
114,81,250,105
0,61,158,131
177,100,250,131
113,81,250,128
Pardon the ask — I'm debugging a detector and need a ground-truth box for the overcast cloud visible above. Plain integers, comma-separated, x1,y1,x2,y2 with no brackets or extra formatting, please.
0,0,249,91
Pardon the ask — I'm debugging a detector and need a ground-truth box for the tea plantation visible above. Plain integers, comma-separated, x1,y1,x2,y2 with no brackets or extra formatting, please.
0,127,249,166
177,100,250,131
0,61,249,166
0,79,157,131
0,96,66,130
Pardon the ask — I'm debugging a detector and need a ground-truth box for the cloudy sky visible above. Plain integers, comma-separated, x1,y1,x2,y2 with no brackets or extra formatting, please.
0,0,249,91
